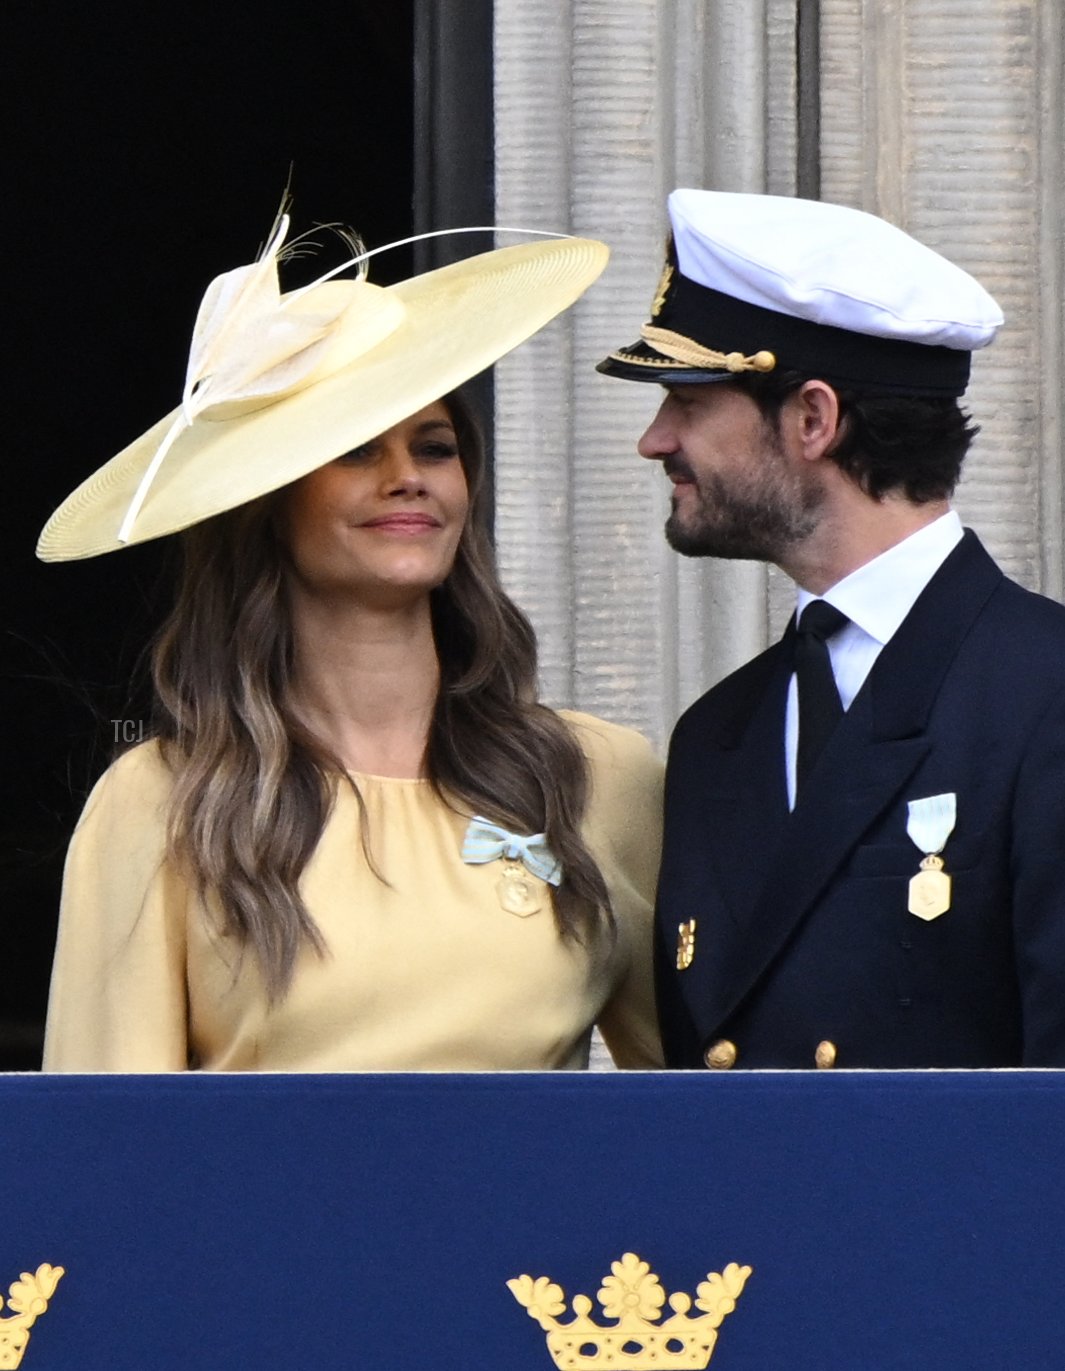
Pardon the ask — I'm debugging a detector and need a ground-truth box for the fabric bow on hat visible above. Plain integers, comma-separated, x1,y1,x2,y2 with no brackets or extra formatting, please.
117,210,379,544
461,817,562,886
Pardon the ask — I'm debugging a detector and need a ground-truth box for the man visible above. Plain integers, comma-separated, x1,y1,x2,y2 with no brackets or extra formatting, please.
598,189,1065,1068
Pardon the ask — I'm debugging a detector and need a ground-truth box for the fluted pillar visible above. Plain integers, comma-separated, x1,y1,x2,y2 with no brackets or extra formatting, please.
495,0,801,745
820,0,1063,593
494,0,1064,750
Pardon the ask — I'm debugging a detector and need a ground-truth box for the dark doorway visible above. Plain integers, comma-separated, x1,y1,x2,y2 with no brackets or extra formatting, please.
3,1,421,1068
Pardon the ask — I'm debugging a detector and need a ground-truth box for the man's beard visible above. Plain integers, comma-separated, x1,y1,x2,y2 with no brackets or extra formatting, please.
664,445,823,561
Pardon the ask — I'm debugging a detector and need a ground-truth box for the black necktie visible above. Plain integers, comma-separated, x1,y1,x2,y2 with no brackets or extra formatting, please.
795,600,848,792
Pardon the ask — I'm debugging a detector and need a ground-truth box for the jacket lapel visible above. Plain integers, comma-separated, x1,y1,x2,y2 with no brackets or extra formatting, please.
697,639,792,925
696,531,1003,1032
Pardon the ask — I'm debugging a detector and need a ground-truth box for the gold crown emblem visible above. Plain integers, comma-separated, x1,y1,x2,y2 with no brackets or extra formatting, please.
650,260,674,318
0,1266,64,1370
508,1251,751,1370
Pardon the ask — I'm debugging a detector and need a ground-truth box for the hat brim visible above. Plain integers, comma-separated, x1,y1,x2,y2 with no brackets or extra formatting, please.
38,237,609,561
596,339,736,384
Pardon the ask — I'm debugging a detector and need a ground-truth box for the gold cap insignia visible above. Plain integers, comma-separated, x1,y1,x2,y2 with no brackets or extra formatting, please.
508,1251,751,1369
0,1265,64,1369
650,260,674,318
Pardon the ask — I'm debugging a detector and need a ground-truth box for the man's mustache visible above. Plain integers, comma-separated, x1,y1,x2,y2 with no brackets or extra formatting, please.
663,455,696,484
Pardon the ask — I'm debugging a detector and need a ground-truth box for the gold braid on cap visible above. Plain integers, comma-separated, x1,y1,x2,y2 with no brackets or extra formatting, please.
640,323,776,374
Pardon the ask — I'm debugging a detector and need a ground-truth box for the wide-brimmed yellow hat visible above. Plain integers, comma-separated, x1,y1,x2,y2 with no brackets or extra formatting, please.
37,219,609,561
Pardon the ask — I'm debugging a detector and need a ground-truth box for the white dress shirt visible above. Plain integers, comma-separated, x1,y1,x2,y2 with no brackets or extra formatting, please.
785,510,964,808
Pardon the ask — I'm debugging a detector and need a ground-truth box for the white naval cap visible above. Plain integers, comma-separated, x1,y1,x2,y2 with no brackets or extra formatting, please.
599,190,1004,396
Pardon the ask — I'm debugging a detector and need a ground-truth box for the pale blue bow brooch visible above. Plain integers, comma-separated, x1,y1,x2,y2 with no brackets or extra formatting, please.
461,816,561,918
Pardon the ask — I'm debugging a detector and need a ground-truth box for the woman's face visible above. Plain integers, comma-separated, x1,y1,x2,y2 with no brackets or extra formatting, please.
280,400,469,606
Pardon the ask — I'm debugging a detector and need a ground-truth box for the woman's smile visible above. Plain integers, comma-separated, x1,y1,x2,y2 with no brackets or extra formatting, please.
360,512,443,532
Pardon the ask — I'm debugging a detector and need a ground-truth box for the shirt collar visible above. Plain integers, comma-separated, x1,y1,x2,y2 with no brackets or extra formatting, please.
796,510,964,646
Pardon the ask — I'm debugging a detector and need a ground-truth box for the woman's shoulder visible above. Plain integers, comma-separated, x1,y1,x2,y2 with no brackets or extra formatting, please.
554,711,663,945
555,708,661,774
554,710,664,828
75,739,173,834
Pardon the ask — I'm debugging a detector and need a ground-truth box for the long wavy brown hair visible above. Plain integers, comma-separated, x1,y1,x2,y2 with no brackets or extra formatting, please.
150,390,611,997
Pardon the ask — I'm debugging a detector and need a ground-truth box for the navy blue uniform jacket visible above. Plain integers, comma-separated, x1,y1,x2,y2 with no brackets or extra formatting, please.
656,531,1065,1068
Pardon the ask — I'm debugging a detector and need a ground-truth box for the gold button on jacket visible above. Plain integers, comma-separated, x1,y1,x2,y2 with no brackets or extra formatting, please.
704,1039,738,1070
815,1040,838,1069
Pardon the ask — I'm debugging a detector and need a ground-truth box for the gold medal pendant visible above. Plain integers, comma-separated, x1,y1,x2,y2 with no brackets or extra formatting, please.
496,859,544,917
908,853,952,920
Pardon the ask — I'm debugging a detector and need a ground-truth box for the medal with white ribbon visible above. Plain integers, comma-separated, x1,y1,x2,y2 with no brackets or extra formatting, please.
906,793,956,920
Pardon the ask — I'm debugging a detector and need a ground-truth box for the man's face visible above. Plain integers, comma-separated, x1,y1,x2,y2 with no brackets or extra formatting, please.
637,382,824,560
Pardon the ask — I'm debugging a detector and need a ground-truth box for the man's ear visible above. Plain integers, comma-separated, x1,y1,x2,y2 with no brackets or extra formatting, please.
790,380,843,462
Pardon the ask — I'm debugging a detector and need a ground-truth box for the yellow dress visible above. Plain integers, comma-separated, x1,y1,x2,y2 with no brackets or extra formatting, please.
42,711,664,1071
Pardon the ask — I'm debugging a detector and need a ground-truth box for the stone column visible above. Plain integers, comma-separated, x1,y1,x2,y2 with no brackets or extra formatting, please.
495,0,802,747
494,0,1063,747
820,0,1064,593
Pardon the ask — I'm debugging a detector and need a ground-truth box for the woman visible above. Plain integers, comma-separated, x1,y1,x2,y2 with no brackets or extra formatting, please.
38,215,663,1071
